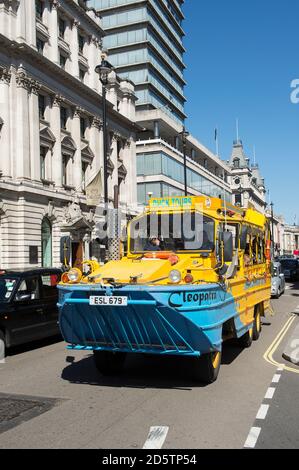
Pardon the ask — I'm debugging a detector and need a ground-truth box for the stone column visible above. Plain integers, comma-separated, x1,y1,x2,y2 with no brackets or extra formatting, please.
127,138,137,205
15,69,31,180
0,68,12,178
89,117,102,176
29,80,42,182
26,0,37,48
109,133,118,201
72,107,83,191
16,0,36,46
50,95,63,187
93,38,102,94
49,0,59,65
70,19,80,80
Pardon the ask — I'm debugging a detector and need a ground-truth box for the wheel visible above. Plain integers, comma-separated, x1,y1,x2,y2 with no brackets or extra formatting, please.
237,326,253,348
253,306,262,341
93,350,126,376
0,330,6,362
191,350,222,384
276,287,281,299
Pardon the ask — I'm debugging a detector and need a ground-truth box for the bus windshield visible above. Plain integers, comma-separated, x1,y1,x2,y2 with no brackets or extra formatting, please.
129,212,215,253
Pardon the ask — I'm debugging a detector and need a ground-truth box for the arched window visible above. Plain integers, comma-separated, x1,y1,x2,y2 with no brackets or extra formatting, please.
233,158,240,169
41,218,52,267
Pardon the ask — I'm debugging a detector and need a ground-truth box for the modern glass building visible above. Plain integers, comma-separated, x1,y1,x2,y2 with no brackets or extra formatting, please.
88,0,186,125
88,0,232,205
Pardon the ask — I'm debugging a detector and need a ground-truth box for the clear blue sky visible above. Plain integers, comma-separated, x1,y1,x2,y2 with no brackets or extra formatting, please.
183,0,299,224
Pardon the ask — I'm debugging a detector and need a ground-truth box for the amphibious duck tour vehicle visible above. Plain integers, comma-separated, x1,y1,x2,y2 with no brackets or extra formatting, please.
58,196,271,383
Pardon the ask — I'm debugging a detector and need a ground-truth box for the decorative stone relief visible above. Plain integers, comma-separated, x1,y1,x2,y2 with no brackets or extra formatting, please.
0,67,11,85
16,69,31,91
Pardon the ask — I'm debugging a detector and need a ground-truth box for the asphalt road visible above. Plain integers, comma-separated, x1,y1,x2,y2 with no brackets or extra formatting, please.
0,282,299,449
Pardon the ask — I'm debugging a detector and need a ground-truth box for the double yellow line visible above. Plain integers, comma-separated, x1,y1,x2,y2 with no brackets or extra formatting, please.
263,314,299,374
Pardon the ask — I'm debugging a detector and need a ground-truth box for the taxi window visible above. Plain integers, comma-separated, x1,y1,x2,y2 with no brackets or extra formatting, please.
41,274,59,299
0,278,17,302
15,277,40,301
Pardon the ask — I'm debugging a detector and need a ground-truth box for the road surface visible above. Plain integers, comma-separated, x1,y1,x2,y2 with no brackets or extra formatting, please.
0,282,298,449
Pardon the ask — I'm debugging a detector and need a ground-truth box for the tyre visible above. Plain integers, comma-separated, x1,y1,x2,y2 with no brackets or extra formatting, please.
191,350,222,384
0,330,6,362
93,350,127,376
253,306,262,341
276,287,281,298
237,326,253,348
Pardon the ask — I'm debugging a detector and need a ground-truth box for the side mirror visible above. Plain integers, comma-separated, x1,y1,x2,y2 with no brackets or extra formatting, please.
223,232,234,263
280,273,285,278
15,293,31,302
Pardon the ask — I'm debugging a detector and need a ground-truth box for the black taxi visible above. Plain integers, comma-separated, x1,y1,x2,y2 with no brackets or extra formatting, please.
0,268,62,357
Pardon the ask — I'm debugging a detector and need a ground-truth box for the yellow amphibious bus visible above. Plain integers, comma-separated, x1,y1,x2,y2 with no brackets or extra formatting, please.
58,196,271,383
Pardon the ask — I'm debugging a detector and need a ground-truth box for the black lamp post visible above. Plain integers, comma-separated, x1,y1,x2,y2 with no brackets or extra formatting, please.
95,53,114,206
179,126,190,196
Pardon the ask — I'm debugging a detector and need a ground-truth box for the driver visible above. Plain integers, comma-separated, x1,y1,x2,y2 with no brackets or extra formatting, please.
144,237,162,252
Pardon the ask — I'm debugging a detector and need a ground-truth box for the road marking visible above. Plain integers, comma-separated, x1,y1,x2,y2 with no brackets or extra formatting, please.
143,426,169,450
277,366,284,371
263,314,299,374
256,404,269,420
272,374,281,383
244,427,261,449
265,387,276,399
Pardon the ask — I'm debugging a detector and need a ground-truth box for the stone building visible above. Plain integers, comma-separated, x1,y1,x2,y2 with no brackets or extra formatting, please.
0,0,138,269
283,225,299,255
228,140,267,213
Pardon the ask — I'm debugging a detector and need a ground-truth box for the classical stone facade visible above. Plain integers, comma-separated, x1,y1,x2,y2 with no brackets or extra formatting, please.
228,140,267,213
283,225,299,255
0,0,138,269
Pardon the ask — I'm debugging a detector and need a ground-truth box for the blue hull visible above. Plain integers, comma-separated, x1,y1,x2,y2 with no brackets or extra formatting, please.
58,284,243,357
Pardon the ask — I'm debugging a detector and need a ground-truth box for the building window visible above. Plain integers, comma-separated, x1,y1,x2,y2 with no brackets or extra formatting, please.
62,154,69,186
80,117,86,139
79,68,85,83
36,0,44,20
36,37,45,54
38,94,46,120
60,107,68,130
78,34,85,54
41,218,52,268
233,158,240,169
59,18,66,39
82,161,88,191
40,147,47,180
60,54,67,70
235,193,242,206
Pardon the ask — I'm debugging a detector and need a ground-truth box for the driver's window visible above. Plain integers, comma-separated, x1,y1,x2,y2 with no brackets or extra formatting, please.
15,277,40,302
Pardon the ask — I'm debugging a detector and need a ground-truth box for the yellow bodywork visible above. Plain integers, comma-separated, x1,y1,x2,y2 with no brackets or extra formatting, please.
61,195,272,331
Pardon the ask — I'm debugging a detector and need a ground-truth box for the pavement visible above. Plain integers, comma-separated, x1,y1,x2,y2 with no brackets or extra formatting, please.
0,282,299,449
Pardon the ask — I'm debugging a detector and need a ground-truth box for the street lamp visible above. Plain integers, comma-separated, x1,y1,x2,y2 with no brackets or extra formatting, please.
179,126,190,196
270,202,275,256
95,51,114,206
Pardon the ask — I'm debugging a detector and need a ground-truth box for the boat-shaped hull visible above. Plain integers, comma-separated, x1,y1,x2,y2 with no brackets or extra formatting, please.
58,284,249,357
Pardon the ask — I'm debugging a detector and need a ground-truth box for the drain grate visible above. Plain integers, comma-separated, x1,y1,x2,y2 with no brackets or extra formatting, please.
0,393,61,434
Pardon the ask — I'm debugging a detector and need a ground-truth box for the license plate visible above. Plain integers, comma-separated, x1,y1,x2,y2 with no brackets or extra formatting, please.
89,296,128,306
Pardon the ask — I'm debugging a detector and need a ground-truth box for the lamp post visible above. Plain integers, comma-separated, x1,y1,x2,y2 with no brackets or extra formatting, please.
95,52,114,206
179,126,190,196
270,202,275,256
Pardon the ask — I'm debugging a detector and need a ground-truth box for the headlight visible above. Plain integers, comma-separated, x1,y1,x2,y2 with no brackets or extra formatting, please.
67,268,82,283
169,270,182,284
